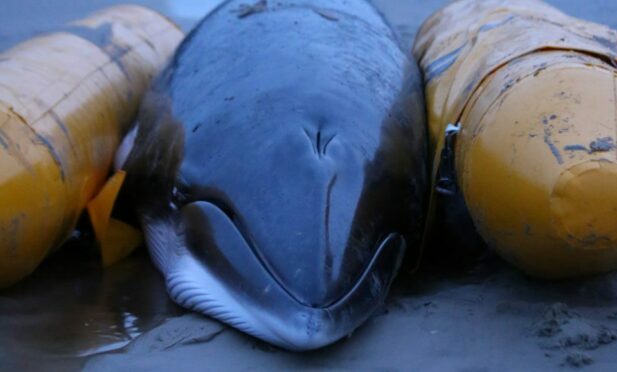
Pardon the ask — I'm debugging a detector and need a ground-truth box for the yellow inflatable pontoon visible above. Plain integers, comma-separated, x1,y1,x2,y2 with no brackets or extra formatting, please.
414,0,617,278
0,6,183,288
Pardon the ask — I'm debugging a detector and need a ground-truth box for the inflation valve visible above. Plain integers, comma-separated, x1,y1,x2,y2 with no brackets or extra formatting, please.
435,123,461,196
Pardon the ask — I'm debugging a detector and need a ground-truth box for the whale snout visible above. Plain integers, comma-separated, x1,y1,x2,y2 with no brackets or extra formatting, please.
168,200,405,350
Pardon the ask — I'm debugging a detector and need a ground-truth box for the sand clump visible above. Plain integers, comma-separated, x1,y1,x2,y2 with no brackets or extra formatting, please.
534,303,617,367
128,315,227,353
564,352,594,368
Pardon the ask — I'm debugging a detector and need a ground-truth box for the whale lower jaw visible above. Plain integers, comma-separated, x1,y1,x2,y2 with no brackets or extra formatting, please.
142,213,406,351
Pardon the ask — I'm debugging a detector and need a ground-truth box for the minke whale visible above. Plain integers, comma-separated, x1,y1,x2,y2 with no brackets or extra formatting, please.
119,0,428,350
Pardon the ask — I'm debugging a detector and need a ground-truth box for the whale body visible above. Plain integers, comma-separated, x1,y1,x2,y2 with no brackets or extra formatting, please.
121,0,428,350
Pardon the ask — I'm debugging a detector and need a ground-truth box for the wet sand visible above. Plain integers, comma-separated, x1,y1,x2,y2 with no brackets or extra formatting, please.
2,1,617,371
86,260,617,371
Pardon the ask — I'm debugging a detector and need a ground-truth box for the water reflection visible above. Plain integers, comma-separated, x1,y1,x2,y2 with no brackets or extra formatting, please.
0,238,183,361
163,0,223,30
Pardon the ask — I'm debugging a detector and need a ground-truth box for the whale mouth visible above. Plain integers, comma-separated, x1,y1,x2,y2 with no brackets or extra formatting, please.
162,200,406,351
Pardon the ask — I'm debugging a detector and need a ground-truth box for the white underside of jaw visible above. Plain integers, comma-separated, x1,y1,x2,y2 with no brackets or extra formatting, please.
165,256,266,341
164,255,341,351
142,217,313,348
142,218,261,334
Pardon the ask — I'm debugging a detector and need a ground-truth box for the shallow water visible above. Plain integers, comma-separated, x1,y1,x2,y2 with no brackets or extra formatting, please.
163,0,221,29
1,0,617,370
0,238,183,369
2,1,615,50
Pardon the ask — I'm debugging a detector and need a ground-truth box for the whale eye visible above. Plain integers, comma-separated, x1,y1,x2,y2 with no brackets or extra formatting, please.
171,185,190,209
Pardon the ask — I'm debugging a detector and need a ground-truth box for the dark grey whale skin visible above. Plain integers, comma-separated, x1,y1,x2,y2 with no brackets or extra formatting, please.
121,0,428,351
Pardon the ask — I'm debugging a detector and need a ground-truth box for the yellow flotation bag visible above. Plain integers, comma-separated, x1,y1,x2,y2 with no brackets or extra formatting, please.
0,6,183,288
414,0,617,278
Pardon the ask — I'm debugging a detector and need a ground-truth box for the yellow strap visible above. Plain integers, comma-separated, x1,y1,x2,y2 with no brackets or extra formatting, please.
87,170,143,266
